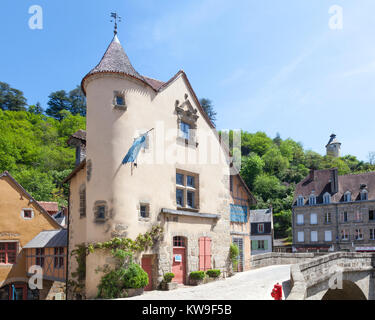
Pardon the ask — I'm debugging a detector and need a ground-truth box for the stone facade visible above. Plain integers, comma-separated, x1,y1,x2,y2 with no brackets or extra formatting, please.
292,168,375,253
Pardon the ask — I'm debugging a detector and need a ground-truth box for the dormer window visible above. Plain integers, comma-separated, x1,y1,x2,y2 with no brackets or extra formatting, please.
309,194,316,206
297,196,304,206
175,98,199,147
323,193,331,204
360,190,368,201
344,191,351,202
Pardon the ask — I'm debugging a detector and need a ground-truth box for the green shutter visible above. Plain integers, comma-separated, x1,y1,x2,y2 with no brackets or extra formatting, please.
264,240,268,250
252,240,258,250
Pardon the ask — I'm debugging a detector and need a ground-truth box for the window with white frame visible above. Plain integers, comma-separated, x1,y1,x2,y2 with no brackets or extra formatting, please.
323,193,331,204
325,212,332,224
361,190,368,201
139,203,150,219
297,214,304,225
309,194,316,205
324,230,332,242
21,209,34,220
340,211,348,222
297,196,304,206
355,229,363,240
297,231,304,242
344,191,351,202
311,231,318,242
341,229,349,241
310,213,317,225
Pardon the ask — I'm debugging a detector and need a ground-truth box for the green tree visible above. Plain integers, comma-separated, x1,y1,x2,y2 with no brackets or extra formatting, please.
46,90,70,120
28,102,44,115
241,131,273,157
253,173,286,201
0,82,27,111
69,86,86,117
199,98,217,126
240,153,264,189
262,146,289,177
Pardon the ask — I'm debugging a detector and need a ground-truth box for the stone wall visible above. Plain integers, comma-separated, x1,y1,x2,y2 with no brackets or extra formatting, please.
39,280,66,300
249,252,325,269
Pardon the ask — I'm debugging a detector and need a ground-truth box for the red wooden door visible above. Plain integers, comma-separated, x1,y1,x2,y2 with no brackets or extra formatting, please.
199,237,212,271
141,257,153,291
172,247,186,284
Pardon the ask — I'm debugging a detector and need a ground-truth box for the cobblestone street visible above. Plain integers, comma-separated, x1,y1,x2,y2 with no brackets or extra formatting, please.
126,265,291,300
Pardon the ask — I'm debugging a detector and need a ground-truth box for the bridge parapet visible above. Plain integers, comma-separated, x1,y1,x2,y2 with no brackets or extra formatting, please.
288,252,375,300
250,252,324,269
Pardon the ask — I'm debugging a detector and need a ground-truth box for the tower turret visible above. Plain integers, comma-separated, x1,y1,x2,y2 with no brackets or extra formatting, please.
326,134,341,157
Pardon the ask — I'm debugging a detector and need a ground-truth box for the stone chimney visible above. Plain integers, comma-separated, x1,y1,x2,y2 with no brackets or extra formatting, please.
330,168,339,194
309,169,315,181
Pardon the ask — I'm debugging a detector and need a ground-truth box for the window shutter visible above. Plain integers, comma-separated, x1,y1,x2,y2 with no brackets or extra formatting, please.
204,237,212,271
252,240,258,250
264,240,268,250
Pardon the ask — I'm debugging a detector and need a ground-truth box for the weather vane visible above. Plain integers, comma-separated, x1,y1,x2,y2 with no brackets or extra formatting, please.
110,12,122,35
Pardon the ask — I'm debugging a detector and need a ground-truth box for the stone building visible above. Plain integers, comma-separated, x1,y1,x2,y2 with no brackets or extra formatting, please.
64,31,240,299
292,168,375,253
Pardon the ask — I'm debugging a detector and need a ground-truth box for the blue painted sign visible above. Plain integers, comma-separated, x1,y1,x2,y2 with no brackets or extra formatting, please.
174,255,182,262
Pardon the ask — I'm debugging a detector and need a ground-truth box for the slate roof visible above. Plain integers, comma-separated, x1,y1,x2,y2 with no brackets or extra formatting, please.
82,35,146,91
326,134,341,147
249,208,273,223
294,169,375,205
24,229,67,248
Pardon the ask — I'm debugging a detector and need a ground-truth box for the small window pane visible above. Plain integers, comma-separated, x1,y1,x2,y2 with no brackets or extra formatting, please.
187,191,195,208
140,205,148,218
176,189,184,207
7,243,16,251
98,206,105,219
176,173,184,186
116,96,124,106
0,252,5,263
180,122,190,140
187,176,194,188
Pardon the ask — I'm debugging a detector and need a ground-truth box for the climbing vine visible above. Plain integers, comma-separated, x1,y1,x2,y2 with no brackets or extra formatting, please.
68,225,164,299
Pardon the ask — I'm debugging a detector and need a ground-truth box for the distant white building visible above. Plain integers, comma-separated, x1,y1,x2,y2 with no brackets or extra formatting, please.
250,208,274,255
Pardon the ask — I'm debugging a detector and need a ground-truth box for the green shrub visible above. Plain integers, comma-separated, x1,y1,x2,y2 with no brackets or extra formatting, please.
97,263,149,299
206,269,221,278
230,244,239,270
97,268,127,299
123,263,149,289
163,273,175,283
189,271,205,280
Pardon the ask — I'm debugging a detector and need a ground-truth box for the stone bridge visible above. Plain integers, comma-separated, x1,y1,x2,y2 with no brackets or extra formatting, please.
287,252,375,300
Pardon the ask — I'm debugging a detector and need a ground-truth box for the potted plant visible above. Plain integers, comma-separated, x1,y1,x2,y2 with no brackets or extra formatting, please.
161,273,177,291
205,269,221,283
189,271,206,286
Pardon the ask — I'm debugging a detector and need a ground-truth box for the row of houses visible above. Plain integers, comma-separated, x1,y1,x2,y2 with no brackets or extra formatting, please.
292,136,375,253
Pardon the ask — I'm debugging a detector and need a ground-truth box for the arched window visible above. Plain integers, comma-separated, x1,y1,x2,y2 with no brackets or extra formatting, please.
360,190,368,201
297,196,304,207
309,194,316,205
344,191,351,202
323,193,331,204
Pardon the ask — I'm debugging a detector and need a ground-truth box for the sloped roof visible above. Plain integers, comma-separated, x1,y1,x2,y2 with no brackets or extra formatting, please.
0,171,61,229
24,229,67,248
38,201,58,213
294,169,375,205
249,208,272,223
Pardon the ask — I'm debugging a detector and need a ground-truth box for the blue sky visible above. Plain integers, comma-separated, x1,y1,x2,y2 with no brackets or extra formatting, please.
1,0,374,161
